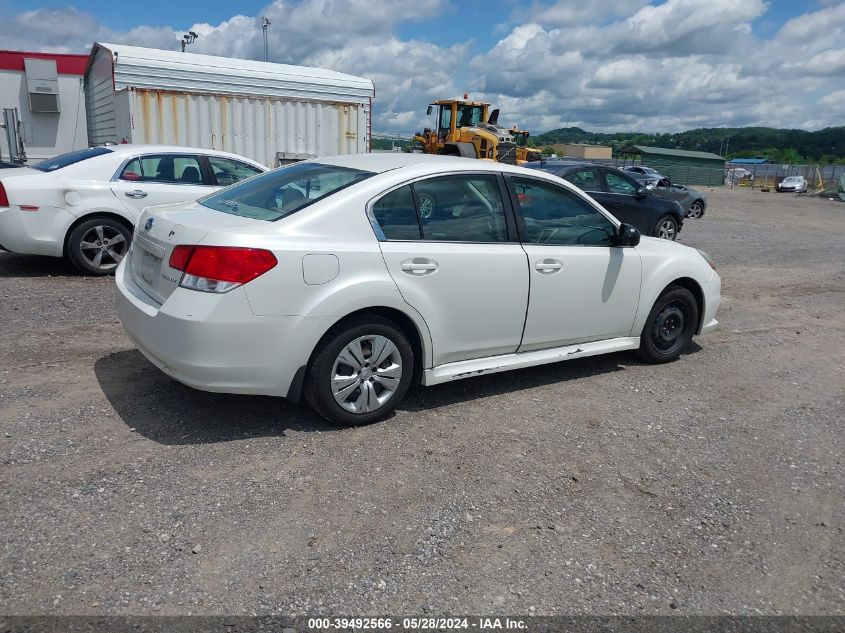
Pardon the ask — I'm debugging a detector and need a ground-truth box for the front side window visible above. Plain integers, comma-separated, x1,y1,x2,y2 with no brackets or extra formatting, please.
120,155,203,184
208,156,264,187
457,105,484,128
510,177,615,246
32,147,113,172
200,162,374,221
604,170,639,194
438,106,453,132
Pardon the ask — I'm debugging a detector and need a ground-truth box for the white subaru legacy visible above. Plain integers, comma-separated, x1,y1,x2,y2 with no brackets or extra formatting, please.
116,154,720,426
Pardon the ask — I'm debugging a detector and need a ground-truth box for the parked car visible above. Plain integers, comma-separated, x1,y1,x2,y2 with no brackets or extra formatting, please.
630,176,707,218
525,160,685,240
116,154,721,426
776,175,808,193
622,165,665,185
0,145,266,274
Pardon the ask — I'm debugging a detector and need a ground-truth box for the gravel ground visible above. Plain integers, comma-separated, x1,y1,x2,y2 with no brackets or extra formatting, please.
0,187,843,616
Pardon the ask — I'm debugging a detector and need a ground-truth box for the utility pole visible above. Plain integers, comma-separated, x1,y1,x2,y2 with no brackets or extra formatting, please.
262,17,271,62
181,31,198,52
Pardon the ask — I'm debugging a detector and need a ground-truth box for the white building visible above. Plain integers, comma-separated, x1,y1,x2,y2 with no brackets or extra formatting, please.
0,50,89,162
85,43,375,167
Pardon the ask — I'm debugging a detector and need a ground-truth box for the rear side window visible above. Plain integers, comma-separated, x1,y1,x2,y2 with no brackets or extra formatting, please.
199,162,374,221
370,174,509,243
120,155,204,184
208,156,264,186
32,147,113,172
414,174,508,242
371,186,421,240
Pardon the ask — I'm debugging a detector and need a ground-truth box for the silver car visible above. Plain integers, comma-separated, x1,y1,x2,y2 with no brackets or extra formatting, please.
649,179,707,218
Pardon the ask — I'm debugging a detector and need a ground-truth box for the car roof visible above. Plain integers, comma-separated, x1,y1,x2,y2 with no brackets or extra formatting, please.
99,144,266,166
315,153,535,175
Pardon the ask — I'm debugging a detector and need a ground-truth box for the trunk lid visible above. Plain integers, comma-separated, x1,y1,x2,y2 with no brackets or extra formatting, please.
131,201,266,304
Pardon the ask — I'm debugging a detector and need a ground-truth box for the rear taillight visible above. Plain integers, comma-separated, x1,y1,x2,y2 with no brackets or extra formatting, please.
0,182,8,207
168,245,277,293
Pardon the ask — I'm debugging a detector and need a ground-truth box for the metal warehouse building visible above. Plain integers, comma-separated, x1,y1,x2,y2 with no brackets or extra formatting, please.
0,50,90,162
622,145,726,186
84,43,375,167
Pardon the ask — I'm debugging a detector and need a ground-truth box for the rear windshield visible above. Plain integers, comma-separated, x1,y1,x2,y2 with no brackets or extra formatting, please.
32,147,113,172
199,162,375,221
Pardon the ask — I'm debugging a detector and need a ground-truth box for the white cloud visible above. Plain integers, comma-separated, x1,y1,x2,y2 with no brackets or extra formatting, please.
0,0,843,134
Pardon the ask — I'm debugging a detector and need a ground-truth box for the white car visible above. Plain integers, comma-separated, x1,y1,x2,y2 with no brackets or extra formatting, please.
115,154,720,426
776,175,808,193
0,145,266,274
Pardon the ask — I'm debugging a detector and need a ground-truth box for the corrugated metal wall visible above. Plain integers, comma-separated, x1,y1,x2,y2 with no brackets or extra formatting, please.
641,155,726,187
127,90,366,167
84,48,117,146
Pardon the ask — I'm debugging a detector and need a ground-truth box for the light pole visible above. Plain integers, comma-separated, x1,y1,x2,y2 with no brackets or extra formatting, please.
262,17,271,62
181,31,198,53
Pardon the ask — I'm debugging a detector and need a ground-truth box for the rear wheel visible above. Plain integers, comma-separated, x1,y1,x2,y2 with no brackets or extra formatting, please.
654,215,679,240
66,217,132,275
638,286,699,363
304,315,414,426
687,200,705,218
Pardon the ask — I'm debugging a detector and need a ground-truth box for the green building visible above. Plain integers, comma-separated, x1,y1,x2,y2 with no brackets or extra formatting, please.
621,145,726,186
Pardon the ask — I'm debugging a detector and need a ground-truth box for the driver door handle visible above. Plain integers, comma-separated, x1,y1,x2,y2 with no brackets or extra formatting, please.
125,190,148,199
535,258,563,274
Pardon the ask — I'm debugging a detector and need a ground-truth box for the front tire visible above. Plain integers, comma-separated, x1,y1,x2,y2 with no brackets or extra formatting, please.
638,286,699,363
66,217,132,276
687,200,705,218
654,215,679,240
304,315,414,426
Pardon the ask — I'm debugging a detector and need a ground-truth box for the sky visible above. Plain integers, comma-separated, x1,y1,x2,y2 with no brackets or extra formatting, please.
1,0,843,136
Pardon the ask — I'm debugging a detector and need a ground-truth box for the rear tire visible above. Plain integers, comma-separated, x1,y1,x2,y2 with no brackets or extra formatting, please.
638,285,699,363
66,217,132,276
654,215,679,240
304,314,414,426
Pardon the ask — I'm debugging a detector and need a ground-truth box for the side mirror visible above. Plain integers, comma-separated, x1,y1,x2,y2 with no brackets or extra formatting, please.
616,223,640,247
635,187,649,198
426,105,433,116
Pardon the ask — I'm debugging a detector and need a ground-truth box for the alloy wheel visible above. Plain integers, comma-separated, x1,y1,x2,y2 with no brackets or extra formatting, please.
688,202,704,218
657,218,677,240
331,335,403,414
78,225,128,271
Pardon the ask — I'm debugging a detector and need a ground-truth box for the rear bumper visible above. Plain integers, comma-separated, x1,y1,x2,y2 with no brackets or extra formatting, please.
115,257,332,396
0,205,73,257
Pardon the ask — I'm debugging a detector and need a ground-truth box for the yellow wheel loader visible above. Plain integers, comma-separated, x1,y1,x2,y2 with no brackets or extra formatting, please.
413,98,540,165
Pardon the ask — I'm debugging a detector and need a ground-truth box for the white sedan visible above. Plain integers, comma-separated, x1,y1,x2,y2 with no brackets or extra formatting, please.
116,154,720,426
0,145,266,274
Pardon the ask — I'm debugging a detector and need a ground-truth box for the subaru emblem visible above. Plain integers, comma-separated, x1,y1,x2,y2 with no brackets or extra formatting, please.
144,217,155,232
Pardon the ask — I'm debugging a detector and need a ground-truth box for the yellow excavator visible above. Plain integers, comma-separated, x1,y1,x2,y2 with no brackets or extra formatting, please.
413,97,541,164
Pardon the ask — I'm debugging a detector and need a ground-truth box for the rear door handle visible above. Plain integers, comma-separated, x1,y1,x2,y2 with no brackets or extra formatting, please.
535,258,563,274
400,258,439,275
125,190,148,199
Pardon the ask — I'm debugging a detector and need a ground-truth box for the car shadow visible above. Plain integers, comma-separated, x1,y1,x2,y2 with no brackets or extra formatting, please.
0,252,81,278
96,342,701,444
94,350,335,445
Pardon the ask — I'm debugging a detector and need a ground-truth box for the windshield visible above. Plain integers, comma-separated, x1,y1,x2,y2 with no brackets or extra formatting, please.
783,176,801,182
199,162,375,221
457,105,484,128
32,146,113,172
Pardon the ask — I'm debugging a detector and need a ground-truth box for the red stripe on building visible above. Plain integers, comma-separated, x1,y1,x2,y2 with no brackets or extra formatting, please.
0,50,88,75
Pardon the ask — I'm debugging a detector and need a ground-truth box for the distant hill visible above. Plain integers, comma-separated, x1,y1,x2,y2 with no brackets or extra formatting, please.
533,126,845,164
